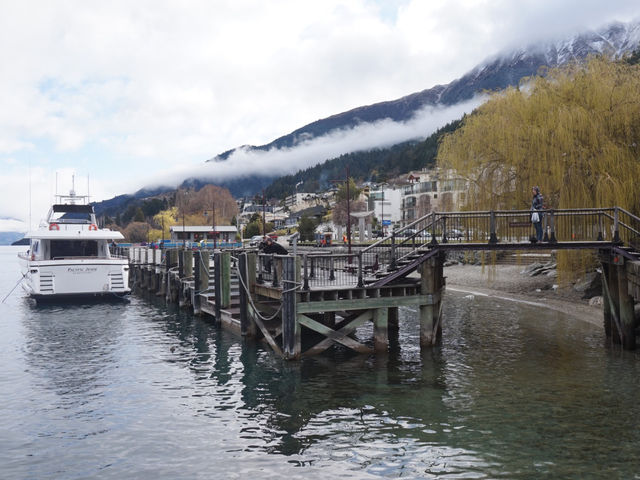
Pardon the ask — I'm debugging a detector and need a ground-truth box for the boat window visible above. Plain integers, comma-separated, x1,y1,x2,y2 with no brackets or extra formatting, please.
32,240,39,253
50,240,99,258
51,204,94,224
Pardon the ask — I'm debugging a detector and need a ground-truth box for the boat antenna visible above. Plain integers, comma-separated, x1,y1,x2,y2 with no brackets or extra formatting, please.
28,162,32,231
87,174,90,203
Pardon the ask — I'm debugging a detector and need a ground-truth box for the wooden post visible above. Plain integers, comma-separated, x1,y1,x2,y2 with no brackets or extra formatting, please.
419,256,442,346
183,249,193,278
613,207,621,243
388,306,400,351
247,252,257,293
303,254,310,290
617,262,636,350
239,253,256,337
220,251,231,309
601,262,612,338
608,261,621,344
214,251,222,321
281,256,300,359
199,251,210,292
193,250,202,315
373,307,388,352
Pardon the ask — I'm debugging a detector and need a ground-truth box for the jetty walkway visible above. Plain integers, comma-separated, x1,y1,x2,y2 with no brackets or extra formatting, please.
123,207,640,358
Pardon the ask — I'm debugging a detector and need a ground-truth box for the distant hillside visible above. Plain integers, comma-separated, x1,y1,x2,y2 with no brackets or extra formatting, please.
1,232,26,246
265,118,463,199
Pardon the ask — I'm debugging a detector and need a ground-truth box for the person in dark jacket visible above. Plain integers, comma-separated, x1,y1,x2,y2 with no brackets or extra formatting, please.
531,186,544,242
260,237,288,274
261,237,288,255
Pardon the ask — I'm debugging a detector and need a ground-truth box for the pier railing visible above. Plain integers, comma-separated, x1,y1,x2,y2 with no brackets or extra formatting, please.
122,206,640,292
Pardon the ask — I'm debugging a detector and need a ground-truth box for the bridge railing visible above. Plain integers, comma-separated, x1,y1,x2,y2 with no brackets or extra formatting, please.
608,207,640,249
361,211,436,275
252,207,638,290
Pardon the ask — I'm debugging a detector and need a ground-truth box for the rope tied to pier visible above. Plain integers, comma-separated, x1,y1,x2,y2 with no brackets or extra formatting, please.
233,254,302,322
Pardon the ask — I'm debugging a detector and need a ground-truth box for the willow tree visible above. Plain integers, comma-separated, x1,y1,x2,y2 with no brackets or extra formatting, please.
438,56,640,211
437,56,640,276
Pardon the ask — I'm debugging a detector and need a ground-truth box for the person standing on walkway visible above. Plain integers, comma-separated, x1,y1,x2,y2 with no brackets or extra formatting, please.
531,186,544,242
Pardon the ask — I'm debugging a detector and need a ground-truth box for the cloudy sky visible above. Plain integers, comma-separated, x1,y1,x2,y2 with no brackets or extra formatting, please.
1,0,637,231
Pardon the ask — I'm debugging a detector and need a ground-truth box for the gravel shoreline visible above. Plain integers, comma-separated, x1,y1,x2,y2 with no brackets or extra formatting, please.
441,264,603,327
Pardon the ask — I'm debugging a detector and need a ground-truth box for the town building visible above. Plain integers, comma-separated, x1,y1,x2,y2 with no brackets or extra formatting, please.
401,168,467,225
170,225,238,245
367,185,403,232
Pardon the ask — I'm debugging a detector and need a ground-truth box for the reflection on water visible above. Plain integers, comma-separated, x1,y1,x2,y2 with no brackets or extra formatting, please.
1,246,640,479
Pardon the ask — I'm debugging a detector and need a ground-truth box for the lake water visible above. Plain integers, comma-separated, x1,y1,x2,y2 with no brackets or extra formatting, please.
1,245,639,479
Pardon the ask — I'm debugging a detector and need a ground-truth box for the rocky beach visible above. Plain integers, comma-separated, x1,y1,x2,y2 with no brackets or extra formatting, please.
441,262,604,327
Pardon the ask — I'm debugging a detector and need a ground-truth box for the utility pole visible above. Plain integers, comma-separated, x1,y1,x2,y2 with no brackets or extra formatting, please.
262,189,266,237
211,199,217,249
380,189,384,235
182,191,186,249
346,166,351,255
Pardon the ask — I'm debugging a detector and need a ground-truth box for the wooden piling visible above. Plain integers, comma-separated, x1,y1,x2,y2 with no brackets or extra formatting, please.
420,256,443,347
239,253,256,337
282,256,300,359
601,261,612,338
183,249,193,278
616,263,636,350
193,250,202,315
214,252,222,321
373,307,389,352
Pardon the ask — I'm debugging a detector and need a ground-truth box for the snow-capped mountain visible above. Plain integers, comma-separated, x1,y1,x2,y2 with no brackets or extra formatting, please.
210,19,640,162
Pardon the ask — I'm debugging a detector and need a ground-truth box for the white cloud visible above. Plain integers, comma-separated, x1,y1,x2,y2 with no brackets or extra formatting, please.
0,0,637,227
144,97,483,188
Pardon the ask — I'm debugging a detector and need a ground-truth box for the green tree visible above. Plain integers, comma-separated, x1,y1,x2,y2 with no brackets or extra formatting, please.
298,216,316,241
133,207,145,222
244,222,261,238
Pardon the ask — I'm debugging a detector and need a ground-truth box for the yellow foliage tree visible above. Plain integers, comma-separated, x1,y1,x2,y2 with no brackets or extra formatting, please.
437,56,640,277
438,56,640,212
153,207,179,240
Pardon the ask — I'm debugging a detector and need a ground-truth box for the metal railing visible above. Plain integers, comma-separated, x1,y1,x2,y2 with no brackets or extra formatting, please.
300,252,365,289
124,207,638,293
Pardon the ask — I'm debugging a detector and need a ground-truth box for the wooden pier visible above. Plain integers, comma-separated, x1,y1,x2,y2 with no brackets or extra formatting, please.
124,207,640,358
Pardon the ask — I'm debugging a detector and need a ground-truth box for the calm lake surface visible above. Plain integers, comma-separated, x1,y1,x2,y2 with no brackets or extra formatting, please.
1,245,639,479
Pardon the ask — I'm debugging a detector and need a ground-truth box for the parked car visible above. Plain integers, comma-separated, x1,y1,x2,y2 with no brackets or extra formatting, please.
397,228,415,237
249,235,264,246
445,228,464,240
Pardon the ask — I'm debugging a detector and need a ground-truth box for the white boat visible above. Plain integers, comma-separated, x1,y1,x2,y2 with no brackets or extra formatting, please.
18,189,131,302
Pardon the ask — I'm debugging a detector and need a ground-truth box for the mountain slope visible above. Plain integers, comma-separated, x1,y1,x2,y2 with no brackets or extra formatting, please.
211,20,640,163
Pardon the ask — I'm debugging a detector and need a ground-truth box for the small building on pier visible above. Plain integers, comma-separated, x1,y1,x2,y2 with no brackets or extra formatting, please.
170,225,238,244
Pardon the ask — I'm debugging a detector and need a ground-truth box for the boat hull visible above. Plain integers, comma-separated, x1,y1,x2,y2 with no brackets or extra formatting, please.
20,258,131,301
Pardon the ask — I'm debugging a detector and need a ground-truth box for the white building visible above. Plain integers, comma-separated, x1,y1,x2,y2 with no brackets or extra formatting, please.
170,225,238,244
368,185,403,231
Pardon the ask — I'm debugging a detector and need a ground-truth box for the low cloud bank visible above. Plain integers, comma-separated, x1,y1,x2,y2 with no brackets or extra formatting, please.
145,96,483,190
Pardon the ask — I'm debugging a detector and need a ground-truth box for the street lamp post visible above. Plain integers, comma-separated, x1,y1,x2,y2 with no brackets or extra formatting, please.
204,200,217,249
346,167,351,255
181,190,189,249
262,190,266,237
